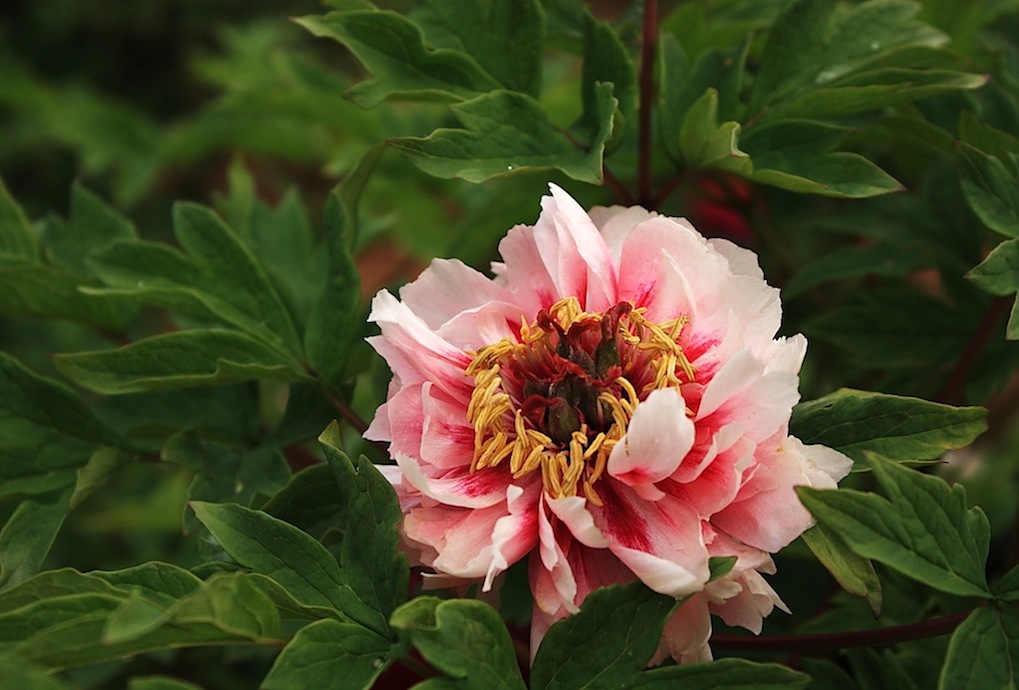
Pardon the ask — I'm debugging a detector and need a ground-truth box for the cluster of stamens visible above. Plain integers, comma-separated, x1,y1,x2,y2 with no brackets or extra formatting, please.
465,297,694,505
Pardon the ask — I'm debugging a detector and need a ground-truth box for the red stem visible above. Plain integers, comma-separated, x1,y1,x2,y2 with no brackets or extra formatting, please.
710,607,974,653
637,0,658,208
936,295,1011,404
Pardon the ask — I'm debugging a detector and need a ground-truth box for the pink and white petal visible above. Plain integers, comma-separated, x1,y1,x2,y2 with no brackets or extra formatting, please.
653,594,713,665
708,569,788,633
383,383,425,462
534,496,579,614
594,483,709,598
398,258,514,330
608,388,694,494
396,451,509,509
484,481,542,590
418,383,476,470
368,291,473,397
707,237,764,280
546,495,608,548
436,300,523,351
588,204,656,265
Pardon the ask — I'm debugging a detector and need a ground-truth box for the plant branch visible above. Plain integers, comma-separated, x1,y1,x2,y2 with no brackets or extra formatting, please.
320,384,391,456
603,165,636,205
937,295,1011,404
637,0,658,207
710,607,975,654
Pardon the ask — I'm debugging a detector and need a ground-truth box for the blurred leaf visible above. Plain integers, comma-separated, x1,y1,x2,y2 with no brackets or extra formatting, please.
319,423,408,638
296,10,500,107
0,487,72,590
69,446,128,510
415,0,546,97
246,574,343,622
162,430,290,532
577,11,636,140
91,562,202,608
0,178,39,260
263,618,393,690
391,597,524,690
804,289,972,369
797,453,992,598
938,606,1019,689
530,581,676,689
802,523,883,616
628,658,810,689
0,660,69,690
785,243,932,297
128,677,203,690
750,0,946,112
0,352,123,446
262,464,344,540
304,146,378,393
958,144,1019,238
996,562,1019,601
0,261,129,332
791,389,987,465
0,569,126,614
679,89,751,175
53,329,307,395
44,183,136,275
391,86,616,183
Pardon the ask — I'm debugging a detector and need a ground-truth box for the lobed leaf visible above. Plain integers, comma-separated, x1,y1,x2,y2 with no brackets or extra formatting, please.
53,329,307,395
296,10,500,107
958,144,1019,239
797,454,992,598
791,388,987,465
263,618,393,690
938,606,1019,689
390,86,616,184
0,488,72,590
802,523,883,616
319,423,409,638
391,597,525,690
0,177,38,260
530,581,676,690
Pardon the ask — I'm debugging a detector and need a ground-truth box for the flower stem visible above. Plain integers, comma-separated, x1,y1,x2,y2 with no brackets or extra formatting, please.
637,0,659,208
937,295,1011,404
710,607,975,653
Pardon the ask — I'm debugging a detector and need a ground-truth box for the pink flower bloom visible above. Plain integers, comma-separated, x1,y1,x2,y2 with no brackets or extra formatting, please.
366,184,852,662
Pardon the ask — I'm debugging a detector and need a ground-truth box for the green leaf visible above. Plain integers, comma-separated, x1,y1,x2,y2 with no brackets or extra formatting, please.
0,177,38,260
70,447,127,510
304,146,378,392
0,660,69,690
87,203,304,359
189,501,351,617
679,89,751,175
295,10,500,107
415,0,546,97
742,119,903,197
785,243,932,297
319,422,409,637
938,606,1019,689
164,573,282,640
263,618,393,690
790,389,987,465
969,237,1019,296
995,562,1019,601
958,144,1019,238
262,464,346,540
0,261,128,332
92,562,202,608
0,592,123,642
390,86,616,184
577,11,636,140
0,569,126,614
53,329,307,395
750,0,946,112
627,658,810,689
45,183,136,275
797,454,992,598
530,581,676,690
0,488,72,590
802,523,883,616
0,352,124,447
171,202,303,356
391,597,525,690
162,430,290,531
128,677,203,690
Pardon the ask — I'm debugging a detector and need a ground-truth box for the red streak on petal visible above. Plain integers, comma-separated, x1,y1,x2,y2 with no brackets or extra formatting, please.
595,480,653,552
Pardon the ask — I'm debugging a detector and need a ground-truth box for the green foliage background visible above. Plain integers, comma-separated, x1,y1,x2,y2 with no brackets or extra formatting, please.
1,0,1019,688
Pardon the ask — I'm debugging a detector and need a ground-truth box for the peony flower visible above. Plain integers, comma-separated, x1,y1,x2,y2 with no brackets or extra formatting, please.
365,184,852,662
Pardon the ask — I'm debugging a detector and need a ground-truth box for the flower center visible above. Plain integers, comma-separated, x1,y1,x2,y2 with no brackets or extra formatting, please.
465,297,694,505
